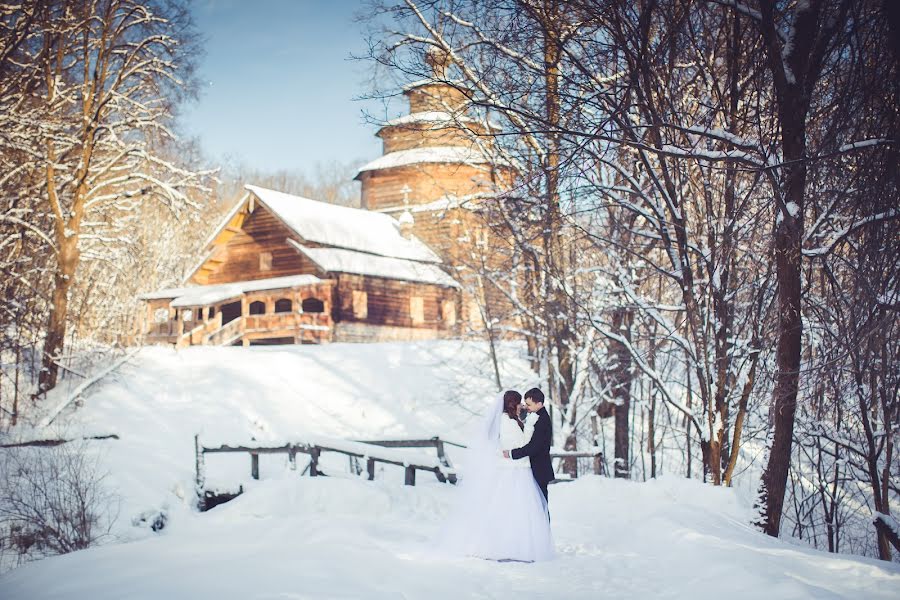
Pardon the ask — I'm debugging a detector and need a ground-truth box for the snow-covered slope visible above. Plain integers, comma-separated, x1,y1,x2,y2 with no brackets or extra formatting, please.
15,342,535,528
2,342,899,598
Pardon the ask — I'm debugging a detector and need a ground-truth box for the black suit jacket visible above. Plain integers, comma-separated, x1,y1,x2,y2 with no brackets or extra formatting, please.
511,407,553,486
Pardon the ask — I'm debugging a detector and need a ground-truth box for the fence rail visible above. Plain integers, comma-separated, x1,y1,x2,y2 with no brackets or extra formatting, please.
193,435,604,509
194,436,457,498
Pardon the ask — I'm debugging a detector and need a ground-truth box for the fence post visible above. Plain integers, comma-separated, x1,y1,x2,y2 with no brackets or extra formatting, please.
289,446,297,470
309,447,320,477
405,466,416,486
194,434,205,504
367,458,375,480
593,453,603,475
251,452,259,480
434,437,449,467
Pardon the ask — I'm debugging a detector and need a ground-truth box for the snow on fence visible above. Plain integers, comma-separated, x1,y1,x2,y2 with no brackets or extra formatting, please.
194,434,604,509
193,435,459,507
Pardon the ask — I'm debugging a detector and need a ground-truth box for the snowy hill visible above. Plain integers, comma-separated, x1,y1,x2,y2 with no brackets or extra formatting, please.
1,342,899,599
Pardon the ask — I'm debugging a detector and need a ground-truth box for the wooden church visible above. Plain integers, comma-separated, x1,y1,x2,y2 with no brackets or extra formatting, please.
138,52,514,347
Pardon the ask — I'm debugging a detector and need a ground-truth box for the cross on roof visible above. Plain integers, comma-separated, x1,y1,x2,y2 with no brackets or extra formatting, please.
400,184,412,207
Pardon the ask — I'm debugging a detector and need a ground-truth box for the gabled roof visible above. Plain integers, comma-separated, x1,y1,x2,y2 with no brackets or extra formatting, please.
243,185,441,263
290,241,459,288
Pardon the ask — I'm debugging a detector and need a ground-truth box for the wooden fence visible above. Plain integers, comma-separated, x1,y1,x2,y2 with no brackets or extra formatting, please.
194,436,456,494
193,435,604,508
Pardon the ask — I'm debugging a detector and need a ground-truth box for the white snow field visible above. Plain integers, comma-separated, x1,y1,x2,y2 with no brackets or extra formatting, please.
1,342,899,599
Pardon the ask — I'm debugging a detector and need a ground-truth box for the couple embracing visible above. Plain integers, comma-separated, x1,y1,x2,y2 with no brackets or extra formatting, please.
437,388,555,562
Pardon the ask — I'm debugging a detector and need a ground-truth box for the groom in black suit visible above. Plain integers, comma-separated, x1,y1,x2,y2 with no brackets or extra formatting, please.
503,387,553,504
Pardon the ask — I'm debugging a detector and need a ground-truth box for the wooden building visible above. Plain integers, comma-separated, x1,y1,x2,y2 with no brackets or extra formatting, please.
139,186,461,347
354,63,518,331
139,50,517,348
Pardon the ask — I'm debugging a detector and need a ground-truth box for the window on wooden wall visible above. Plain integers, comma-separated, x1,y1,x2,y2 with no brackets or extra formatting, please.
410,296,424,325
209,306,216,319
441,300,457,326
259,252,273,272
249,301,266,315
154,308,169,323
302,297,325,313
468,299,483,325
182,309,193,322
274,299,292,313
352,290,368,319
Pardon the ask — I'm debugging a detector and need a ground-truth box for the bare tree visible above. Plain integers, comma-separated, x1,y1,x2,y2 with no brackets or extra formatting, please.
0,1,212,399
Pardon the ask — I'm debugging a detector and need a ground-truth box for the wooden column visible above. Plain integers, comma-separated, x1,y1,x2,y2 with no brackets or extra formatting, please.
241,295,250,347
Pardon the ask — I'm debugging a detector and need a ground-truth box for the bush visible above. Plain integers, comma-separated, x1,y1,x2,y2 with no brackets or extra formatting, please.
0,442,117,570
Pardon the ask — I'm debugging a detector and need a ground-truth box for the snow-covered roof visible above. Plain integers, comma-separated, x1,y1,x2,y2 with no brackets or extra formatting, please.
140,275,325,308
375,193,488,215
139,286,198,301
401,78,466,92
382,111,474,127
246,185,441,264
291,242,459,288
380,111,501,132
356,146,509,175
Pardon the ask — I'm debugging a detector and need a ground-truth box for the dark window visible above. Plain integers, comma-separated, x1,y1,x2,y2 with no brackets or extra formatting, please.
221,301,241,324
302,297,325,313
208,306,216,319
274,298,292,313
249,301,266,315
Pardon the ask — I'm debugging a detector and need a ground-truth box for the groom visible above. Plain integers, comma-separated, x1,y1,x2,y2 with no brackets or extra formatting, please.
503,387,553,504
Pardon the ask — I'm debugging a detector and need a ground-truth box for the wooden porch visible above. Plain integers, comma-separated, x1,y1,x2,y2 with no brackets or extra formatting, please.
139,276,335,348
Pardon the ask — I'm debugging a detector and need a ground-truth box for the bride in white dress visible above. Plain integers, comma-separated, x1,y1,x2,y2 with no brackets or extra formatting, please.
436,390,555,562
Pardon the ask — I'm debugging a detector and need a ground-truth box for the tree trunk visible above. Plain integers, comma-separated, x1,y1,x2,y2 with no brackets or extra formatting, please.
756,119,806,536
610,308,633,478
37,236,78,396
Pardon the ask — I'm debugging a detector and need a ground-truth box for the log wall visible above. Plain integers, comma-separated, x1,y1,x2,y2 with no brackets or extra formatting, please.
333,273,459,334
359,163,515,212
192,207,319,286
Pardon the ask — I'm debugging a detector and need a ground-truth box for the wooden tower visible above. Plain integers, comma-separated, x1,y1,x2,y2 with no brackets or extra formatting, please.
355,51,517,330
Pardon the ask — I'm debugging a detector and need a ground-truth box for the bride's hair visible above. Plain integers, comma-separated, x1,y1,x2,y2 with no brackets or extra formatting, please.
503,390,524,430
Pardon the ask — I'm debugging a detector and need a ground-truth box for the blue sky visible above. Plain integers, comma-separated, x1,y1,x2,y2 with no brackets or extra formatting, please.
181,1,392,174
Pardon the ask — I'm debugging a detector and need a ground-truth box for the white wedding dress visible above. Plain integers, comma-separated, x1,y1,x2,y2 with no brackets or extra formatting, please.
435,396,555,562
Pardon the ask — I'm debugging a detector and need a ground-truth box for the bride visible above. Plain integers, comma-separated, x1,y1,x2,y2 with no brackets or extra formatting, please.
436,390,555,562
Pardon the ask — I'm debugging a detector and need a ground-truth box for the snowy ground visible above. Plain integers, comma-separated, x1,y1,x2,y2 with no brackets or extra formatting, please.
1,342,899,598
2,475,898,599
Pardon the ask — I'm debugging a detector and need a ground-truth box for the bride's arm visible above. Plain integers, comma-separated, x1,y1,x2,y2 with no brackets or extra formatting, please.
499,418,526,451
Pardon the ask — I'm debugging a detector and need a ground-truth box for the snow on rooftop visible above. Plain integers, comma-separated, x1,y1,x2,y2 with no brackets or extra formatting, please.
376,193,489,215
382,111,473,128
380,111,501,132
291,242,459,288
356,146,509,175
246,185,441,264
401,78,466,92
140,275,324,308
138,286,199,301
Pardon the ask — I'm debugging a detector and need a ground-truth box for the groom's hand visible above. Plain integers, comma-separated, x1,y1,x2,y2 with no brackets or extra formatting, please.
502,450,510,459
